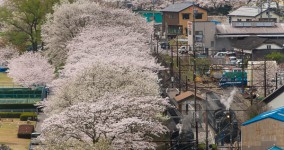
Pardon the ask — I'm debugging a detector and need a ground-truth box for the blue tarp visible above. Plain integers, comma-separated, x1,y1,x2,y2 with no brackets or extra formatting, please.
242,106,284,126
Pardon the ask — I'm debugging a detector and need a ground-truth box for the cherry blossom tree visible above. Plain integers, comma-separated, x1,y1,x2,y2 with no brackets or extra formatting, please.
7,52,54,87
41,95,168,149
42,0,152,68
40,0,169,149
0,45,18,67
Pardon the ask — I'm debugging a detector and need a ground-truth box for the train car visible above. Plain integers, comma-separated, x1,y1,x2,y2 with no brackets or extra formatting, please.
219,72,247,87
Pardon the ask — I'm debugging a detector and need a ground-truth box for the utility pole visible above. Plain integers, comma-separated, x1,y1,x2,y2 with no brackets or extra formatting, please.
192,3,199,148
264,60,267,97
171,47,174,88
179,58,181,93
205,93,209,150
186,76,188,91
276,72,278,89
242,49,244,93
251,62,254,106
176,34,179,67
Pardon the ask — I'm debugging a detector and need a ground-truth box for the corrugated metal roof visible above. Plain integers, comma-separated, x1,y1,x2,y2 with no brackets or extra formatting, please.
216,23,284,35
228,6,267,17
161,2,193,12
242,106,284,126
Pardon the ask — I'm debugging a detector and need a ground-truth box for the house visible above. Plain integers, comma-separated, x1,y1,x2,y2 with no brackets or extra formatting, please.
187,21,216,54
228,6,281,23
262,85,284,110
161,2,208,39
228,37,284,60
241,107,284,150
215,22,284,57
174,91,204,115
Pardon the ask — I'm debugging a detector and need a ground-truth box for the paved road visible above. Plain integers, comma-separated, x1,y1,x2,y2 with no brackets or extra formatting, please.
35,112,47,133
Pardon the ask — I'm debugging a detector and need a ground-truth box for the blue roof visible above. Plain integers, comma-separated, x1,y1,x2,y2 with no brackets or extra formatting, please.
242,106,284,126
268,146,283,150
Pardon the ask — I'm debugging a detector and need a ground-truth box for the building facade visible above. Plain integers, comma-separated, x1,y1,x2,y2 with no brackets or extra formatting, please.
242,107,284,150
161,2,208,38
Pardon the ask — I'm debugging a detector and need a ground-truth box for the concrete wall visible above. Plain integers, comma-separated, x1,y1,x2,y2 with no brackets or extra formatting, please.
242,118,284,150
255,43,282,49
188,21,216,51
268,93,284,109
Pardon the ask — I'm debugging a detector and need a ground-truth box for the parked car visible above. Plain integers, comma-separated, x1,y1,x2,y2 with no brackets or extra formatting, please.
213,52,227,58
160,42,170,49
229,56,237,65
178,46,189,54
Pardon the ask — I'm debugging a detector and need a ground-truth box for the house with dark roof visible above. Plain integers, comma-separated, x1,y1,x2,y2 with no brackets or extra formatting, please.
215,22,284,59
160,2,208,38
228,6,281,23
241,107,284,150
228,37,284,60
261,85,284,110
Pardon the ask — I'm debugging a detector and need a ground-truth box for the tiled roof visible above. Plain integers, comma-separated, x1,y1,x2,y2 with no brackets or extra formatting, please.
230,37,284,50
216,23,284,35
231,37,267,50
228,6,267,17
242,106,284,126
174,91,203,102
161,2,194,12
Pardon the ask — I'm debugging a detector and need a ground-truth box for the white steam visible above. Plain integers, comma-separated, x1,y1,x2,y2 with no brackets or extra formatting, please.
220,87,237,110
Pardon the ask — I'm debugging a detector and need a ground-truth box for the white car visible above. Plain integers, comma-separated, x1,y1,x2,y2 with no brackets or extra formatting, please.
213,52,227,58
178,46,188,54
229,56,237,65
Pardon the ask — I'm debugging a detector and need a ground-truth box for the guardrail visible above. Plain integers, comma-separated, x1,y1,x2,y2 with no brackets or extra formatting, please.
0,109,36,112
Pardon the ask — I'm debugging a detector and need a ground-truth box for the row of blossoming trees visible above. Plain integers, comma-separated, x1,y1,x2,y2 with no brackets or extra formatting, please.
0,0,170,149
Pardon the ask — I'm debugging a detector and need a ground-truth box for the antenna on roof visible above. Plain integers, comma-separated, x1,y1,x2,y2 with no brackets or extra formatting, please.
267,0,271,19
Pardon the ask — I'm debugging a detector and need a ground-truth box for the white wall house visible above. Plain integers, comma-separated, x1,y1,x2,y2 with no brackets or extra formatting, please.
228,6,281,23
262,85,284,110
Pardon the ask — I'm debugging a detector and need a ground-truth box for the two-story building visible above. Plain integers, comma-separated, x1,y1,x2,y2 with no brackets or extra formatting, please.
161,2,208,39
228,6,281,23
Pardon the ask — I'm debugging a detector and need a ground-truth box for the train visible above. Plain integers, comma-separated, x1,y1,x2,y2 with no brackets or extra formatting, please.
206,92,239,145
219,72,247,88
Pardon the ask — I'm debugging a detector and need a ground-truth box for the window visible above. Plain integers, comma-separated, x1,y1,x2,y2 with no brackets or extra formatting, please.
237,19,242,21
168,14,176,19
267,45,271,49
246,19,252,21
182,13,190,20
195,13,203,19
211,41,214,47
195,31,203,35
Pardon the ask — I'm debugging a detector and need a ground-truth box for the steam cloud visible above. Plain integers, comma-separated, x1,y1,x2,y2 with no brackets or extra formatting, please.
220,87,237,110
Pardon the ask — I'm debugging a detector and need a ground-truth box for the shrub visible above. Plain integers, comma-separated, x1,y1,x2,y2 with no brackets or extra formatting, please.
20,112,37,121
0,112,22,118
17,124,34,138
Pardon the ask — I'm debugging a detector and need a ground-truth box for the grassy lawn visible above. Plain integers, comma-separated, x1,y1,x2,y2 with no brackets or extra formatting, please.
0,73,21,88
0,118,36,150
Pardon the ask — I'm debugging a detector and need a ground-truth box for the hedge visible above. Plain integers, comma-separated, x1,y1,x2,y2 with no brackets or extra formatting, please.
0,112,22,118
20,112,37,121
